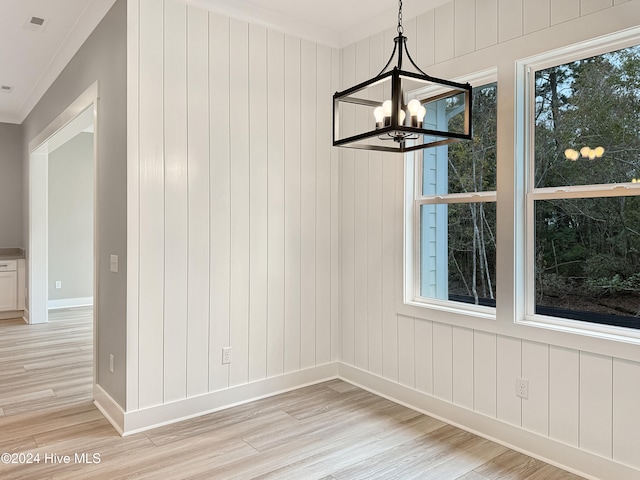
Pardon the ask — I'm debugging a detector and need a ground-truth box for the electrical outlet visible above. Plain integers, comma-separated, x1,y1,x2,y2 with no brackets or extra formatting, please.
55,280,62,289
516,377,529,399
109,354,114,373
222,347,232,364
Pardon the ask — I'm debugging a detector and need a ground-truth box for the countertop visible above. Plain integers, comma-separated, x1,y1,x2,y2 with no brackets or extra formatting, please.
0,248,25,260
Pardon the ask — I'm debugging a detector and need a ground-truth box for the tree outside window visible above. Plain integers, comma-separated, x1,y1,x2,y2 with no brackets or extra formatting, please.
417,83,497,309
532,44,640,329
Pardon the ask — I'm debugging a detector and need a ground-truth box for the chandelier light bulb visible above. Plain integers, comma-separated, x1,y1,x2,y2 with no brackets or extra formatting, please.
399,109,406,125
373,106,384,128
407,99,421,115
417,105,427,122
594,146,605,157
382,100,392,116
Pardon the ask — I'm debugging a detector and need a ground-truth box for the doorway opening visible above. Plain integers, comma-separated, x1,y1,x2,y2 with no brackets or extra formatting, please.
28,83,98,389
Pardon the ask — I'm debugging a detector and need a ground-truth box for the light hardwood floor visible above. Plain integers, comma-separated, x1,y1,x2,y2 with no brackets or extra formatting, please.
0,308,584,479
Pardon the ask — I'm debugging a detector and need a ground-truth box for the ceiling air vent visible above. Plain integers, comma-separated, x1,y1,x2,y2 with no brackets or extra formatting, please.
23,15,48,32
0,85,13,93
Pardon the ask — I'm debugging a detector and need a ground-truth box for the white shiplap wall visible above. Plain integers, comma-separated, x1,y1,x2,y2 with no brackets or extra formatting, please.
129,0,339,412
126,0,640,476
339,0,640,478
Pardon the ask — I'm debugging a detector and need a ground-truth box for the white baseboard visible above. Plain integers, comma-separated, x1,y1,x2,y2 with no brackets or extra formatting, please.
120,363,339,436
48,297,93,310
94,384,125,436
337,362,638,480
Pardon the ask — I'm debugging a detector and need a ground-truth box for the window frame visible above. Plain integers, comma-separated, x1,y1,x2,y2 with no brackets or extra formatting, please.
404,69,498,318
518,28,640,341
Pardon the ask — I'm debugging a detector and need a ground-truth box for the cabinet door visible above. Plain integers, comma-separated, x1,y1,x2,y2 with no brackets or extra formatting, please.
0,271,17,311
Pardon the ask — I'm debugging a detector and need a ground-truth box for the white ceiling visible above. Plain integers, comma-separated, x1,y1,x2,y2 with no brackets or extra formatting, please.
0,0,444,125
0,0,117,124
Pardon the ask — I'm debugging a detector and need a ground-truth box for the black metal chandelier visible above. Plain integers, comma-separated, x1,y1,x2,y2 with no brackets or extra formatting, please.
333,0,473,153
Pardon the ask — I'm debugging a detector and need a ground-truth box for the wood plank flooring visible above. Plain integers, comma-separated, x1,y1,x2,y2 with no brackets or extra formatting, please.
0,308,585,479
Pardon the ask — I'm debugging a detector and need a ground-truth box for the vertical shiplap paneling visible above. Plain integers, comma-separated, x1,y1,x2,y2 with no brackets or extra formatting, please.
284,34,302,373
414,320,433,394
134,0,342,409
266,30,286,378
330,47,341,362
228,18,250,387
162,0,188,403
248,24,269,382
433,323,453,401
549,346,579,446
416,10,435,67
613,358,640,469
315,44,332,366
496,335,521,426
498,0,523,42
398,315,416,388
353,38,370,371
476,0,498,49
367,31,384,377
580,352,613,458
521,340,549,436
551,0,581,25
300,39,317,370
403,15,417,63
581,0,614,15
434,3,455,63
340,42,356,366
523,0,550,33
452,326,474,410
381,27,398,383
208,12,231,392
138,0,165,409
474,331,497,417
381,152,397,379
455,0,476,57
186,5,210,396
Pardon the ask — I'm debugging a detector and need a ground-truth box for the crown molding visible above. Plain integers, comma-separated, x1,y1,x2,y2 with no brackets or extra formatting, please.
182,0,449,49
16,0,117,125
183,0,341,48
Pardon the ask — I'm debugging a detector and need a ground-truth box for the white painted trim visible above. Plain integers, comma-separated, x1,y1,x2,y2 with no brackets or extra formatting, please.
48,297,94,310
29,83,99,153
518,26,640,347
126,0,140,412
338,362,640,480
121,363,339,435
94,384,125,436
28,82,98,326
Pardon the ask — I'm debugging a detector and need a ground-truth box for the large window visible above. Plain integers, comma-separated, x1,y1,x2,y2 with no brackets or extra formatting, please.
407,81,497,312
528,42,640,330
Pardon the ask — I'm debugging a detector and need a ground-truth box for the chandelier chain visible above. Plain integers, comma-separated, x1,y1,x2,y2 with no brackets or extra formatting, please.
397,0,404,34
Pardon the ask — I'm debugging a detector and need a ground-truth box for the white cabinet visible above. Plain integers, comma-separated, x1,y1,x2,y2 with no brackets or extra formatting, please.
0,260,18,312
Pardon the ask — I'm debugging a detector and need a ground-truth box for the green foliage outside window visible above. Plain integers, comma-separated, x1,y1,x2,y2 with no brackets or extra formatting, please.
534,45,640,322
